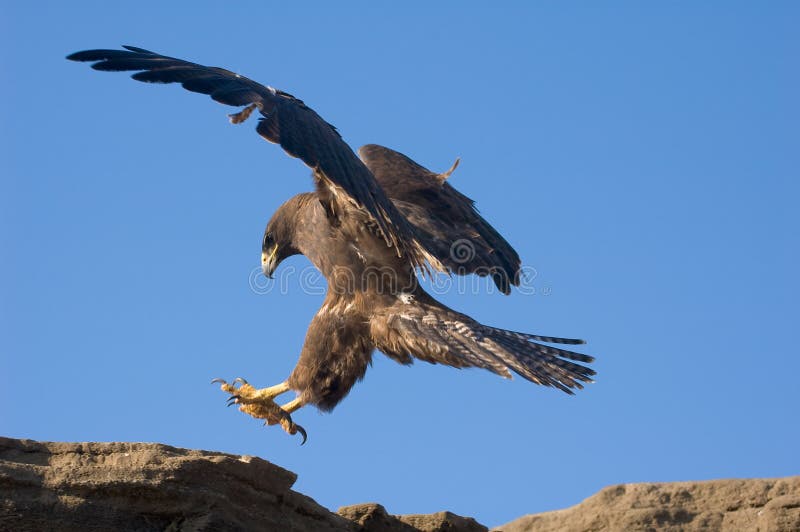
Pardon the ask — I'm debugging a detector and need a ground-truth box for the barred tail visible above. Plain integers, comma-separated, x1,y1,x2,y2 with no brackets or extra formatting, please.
479,325,595,394
373,303,596,395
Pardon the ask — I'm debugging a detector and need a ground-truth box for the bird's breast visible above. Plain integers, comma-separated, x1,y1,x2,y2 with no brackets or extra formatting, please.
304,225,418,297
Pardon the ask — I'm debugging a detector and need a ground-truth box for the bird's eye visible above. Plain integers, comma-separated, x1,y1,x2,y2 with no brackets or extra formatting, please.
263,232,273,249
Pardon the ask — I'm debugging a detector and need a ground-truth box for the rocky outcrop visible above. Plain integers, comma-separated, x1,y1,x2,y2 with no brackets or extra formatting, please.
496,476,800,532
339,504,486,532
0,437,484,532
2,436,798,532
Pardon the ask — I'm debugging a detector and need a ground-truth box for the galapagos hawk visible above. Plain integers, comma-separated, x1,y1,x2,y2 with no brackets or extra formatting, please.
68,46,595,443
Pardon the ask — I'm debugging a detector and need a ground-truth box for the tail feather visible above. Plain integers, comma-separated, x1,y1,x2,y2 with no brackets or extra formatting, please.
373,301,595,394
375,304,595,394
485,330,592,394
451,320,596,393
443,331,511,377
492,328,595,362
507,332,586,346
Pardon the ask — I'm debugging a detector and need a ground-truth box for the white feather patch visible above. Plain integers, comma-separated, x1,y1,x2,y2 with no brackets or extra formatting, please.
398,293,415,304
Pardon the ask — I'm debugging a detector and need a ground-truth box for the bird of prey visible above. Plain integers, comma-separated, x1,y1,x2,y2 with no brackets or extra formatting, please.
68,46,595,444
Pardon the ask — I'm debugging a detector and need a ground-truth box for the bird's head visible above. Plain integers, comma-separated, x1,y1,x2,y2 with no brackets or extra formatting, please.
261,200,302,279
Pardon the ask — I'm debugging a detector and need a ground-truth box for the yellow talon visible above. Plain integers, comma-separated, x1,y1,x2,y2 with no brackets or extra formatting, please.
213,378,306,443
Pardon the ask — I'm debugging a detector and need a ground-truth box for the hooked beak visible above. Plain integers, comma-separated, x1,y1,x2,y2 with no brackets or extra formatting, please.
262,244,279,279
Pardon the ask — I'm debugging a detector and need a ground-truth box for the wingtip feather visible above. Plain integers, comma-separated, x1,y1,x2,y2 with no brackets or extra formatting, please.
122,45,156,54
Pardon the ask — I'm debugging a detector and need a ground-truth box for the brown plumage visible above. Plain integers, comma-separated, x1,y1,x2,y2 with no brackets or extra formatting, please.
360,144,522,294
68,46,595,440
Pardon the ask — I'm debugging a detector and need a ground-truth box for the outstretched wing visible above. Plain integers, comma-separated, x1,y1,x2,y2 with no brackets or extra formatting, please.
359,144,521,294
67,46,442,272
370,296,593,394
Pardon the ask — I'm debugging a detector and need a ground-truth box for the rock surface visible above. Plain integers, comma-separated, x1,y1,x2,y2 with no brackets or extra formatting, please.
0,437,483,532
496,476,800,532
339,503,487,532
2,436,798,532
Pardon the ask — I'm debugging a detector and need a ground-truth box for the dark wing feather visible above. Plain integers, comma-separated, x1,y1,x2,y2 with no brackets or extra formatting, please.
359,144,521,293
67,46,442,272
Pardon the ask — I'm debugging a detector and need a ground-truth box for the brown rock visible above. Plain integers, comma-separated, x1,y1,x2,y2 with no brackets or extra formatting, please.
0,436,350,531
338,503,419,532
496,477,800,532
0,437,485,532
4,436,797,532
338,503,487,532
396,510,488,532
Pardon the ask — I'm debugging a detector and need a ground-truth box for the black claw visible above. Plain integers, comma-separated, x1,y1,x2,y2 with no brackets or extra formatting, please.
294,424,308,445
211,378,227,385
226,395,240,407
233,377,248,386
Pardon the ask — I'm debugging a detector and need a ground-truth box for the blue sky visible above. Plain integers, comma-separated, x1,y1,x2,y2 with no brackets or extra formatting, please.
2,2,798,527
